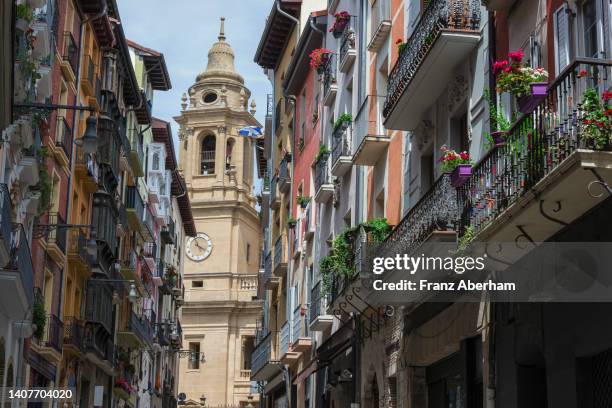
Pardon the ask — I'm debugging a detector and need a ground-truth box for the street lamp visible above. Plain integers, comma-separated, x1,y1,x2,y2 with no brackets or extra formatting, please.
128,283,138,303
74,115,99,154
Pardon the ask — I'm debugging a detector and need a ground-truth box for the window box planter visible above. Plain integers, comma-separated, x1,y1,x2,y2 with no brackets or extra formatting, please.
450,164,472,188
491,130,508,147
517,82,548,114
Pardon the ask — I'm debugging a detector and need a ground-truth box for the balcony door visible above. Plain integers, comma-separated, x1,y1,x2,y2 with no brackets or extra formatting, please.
579,0,610,59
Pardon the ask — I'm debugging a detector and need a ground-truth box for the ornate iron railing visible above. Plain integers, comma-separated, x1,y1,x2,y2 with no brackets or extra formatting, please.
383,0,481,117
263,251,272,282
62,31,78,73
43,314,64,352
378,174,458,257
323,54,337,98
273,236,284,270
279,156,291,187
63,317,85,351
315,154,331,191
47,212,67,254
339,16,356,63
279,321,290,355
55,116,72,160
251,331,277,374
458,58,612,236
309,281,323,324
332,123,352,166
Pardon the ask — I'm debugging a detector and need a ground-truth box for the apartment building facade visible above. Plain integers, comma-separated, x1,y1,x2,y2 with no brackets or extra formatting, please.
254,0,612,407
1,0,194,406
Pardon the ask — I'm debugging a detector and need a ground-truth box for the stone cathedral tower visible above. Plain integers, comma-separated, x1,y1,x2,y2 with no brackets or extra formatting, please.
174,18,261,407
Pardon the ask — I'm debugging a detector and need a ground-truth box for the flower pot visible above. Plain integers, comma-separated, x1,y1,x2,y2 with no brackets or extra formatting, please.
491,131,508,147
517,82,548,114
450,164,472,188
332,19,348,38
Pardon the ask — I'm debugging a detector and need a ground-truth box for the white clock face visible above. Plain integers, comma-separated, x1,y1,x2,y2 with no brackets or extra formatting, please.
186,233,213,262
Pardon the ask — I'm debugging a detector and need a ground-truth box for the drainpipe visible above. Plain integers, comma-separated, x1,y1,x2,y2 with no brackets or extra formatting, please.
276,0,300,41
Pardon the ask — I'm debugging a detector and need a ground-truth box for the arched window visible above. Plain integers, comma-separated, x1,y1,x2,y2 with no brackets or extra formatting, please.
152,153,160,171
201,135,216,174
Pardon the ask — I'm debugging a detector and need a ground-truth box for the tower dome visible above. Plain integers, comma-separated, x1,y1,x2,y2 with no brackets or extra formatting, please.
196,17,244,84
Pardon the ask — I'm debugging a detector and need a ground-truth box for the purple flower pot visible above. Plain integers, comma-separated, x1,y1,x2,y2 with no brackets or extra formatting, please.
450,164,472,188
517,82,548,114
491,130,508,147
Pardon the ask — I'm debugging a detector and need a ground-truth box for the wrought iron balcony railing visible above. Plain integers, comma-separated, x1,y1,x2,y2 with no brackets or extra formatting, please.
309,281,323,324
41,314,64,353
292,305,306,341
339,16,356,67
458,58,612,237
11,224,34,304
378,174,457,257
332,123,352,166
315,154,332,191
273,236,285,271
279,156,291,192
63,317,85,351
251,331,279,375
46,212,67,254
274,98,282,133
62,31,79,74
125,186,145,220
280,321,290,355
323,54,338,99
384,0,481,118
68,228,90,266
84,279,114,334
0,184,12,261
55,116,72,161
263,251,273,282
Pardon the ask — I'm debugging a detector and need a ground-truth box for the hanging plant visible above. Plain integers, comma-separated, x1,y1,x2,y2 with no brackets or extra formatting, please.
309,48,333,74
32,295,46,340
35,148,52,215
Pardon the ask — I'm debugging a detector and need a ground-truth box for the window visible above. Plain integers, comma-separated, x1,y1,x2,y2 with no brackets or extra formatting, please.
582,0,599,58
226,138,235,170
246,243,251,263
203,92,218,104
192,281,203,288
152,153,160,171
188,342,200,369
242,336,255,370
554,4,570,74
201,135,216,174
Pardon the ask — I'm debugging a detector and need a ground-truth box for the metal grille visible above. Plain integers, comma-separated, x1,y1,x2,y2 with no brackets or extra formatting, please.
593,348,612,408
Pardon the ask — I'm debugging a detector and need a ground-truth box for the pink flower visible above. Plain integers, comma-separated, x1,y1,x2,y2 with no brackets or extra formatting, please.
493,60,509,75
508,49,525,63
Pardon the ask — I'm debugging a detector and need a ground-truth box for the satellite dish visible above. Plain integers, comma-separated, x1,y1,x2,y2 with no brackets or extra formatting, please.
178,393,187,401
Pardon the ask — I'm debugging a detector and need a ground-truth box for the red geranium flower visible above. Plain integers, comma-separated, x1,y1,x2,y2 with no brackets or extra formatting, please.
493,60,509,75
603,91,612,102
606,109,612,116
508,49,525,63
395,38,403,45
577,69,588,78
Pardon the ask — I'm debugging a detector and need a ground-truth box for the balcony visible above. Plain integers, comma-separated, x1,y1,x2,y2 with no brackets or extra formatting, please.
33,314,64,362
63,317,85,354
75,145,98,193
61,31,78,82
45,213,67,263
458,58,612,249
279,321,298,363
367,0,392,51
263,251,278,289
0,224,34,317
274,99,282,135
83,323,115,374
120,249,139,282
0,184,13,266
84,280,114,334
81,54,97,96
273,236,287,276
53,116,72,168
323,55,338,106
118,310,153,349
161,217,175,245
129,132,145,177
383,0,481,130
270,176,280,210
309,281,333,331
251,331,281,381
125,186,144,231
91,192,118,276
331,123,353,176
67,228,91,273
339,17,356,72
97,118,121,191
279,156,291,193
353,95,389,165
303,203,315,241
141,205,155,242
314,154,334,203
291,306,312,353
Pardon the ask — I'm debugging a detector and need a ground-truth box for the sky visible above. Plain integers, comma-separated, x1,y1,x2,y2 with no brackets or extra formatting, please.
117,0,272,153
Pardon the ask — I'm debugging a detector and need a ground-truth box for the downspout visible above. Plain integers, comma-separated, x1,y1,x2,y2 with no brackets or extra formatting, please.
276,0,300,41
283,93,297,408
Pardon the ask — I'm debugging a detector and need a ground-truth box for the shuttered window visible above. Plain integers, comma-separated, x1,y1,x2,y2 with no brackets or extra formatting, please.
554,5,570,74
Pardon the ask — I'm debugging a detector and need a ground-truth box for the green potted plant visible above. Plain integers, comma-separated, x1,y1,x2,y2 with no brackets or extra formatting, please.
315,144,331,163
32,294,46,340
287,216,298,229
333,113,352,131
484,89,512,148
395,38,407,54
296,196,310,209
439,145,472,188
